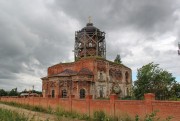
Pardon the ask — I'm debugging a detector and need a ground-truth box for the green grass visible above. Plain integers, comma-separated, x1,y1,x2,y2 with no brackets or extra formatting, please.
91,110,173,121
0,101,52,114
55,106,90,121
0,101,89,121
0,108,29,121
92,110,133,121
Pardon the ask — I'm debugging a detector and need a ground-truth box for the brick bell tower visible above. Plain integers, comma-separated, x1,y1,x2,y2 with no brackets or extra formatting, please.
74,19,106,61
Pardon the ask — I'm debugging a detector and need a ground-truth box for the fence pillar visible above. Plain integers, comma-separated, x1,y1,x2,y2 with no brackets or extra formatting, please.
110,94,118,117
86,95,92,116
144,93,155,114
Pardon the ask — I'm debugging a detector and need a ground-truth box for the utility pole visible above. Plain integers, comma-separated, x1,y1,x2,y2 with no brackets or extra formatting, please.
32,85,34,93
178,42,180,55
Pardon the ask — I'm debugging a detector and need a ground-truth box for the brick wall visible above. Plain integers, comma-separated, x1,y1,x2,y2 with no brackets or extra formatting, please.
1,93,180,121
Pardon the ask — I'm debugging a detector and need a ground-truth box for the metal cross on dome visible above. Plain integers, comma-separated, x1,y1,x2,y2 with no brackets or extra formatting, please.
88,16,92,23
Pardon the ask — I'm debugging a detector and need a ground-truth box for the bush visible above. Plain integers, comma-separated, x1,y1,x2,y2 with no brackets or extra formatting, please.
55,106,90,121
93,111,119,121
93,111,106,121
121,96,136,100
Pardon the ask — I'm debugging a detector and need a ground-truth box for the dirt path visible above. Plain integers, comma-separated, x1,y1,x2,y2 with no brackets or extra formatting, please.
0,103,82,121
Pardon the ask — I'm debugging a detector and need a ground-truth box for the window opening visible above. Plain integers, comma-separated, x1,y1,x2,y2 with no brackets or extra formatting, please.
80,89,85,99
52,90,55,98
62,89,67,98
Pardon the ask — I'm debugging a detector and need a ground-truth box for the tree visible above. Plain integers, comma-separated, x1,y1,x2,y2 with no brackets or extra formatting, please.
114,54,122,64
8,88,19,96
133,62,176,100
0,89,8,96
170,83,180,99
20,89,42,95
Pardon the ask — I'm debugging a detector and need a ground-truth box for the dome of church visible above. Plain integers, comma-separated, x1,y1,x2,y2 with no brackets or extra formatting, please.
81,23,100,33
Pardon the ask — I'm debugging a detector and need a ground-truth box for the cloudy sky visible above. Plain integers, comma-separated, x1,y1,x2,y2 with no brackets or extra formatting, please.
0,0,180,91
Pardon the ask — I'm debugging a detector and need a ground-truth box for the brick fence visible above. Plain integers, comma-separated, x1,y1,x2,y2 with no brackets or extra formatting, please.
0,93,180,121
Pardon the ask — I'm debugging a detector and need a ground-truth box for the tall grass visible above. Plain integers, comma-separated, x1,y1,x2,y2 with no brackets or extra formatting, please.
0,108,29,121
92,110,172,121
55,106,90,121
93,110,133,121
0,101,52,113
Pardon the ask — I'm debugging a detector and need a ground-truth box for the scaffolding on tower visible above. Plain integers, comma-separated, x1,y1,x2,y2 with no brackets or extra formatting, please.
74,22,106,61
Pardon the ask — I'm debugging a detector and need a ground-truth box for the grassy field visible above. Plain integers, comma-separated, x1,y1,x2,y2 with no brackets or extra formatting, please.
0,108,29,121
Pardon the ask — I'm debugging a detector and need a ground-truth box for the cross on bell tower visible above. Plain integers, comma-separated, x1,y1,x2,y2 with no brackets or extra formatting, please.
88,16,92,23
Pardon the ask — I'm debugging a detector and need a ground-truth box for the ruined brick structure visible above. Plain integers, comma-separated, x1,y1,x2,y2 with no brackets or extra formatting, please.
41,22,132,99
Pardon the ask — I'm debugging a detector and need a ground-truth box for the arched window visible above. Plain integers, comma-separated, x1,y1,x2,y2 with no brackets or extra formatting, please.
99,42,102,47
125,72,129,84
80,89,85,99
99,87,103,98
52,90,55,98
115,70,122,80
99,72,103,81
89,42,92,47
62,89,67,98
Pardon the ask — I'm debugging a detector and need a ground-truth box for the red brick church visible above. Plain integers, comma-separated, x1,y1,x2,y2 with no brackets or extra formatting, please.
41,21,132,99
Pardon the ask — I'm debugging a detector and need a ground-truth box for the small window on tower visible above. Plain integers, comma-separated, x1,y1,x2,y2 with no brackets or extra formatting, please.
89,42,92,47
99,72,103,81
125,72,129,84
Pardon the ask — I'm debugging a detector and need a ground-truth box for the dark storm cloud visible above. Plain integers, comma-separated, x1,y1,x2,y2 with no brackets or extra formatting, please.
51,0,180,63
0,0,180,90
0,0,77,90
53,0,177,33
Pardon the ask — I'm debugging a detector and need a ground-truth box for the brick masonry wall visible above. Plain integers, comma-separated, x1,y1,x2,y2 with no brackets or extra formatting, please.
47,58,95,76
0,93,180,121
